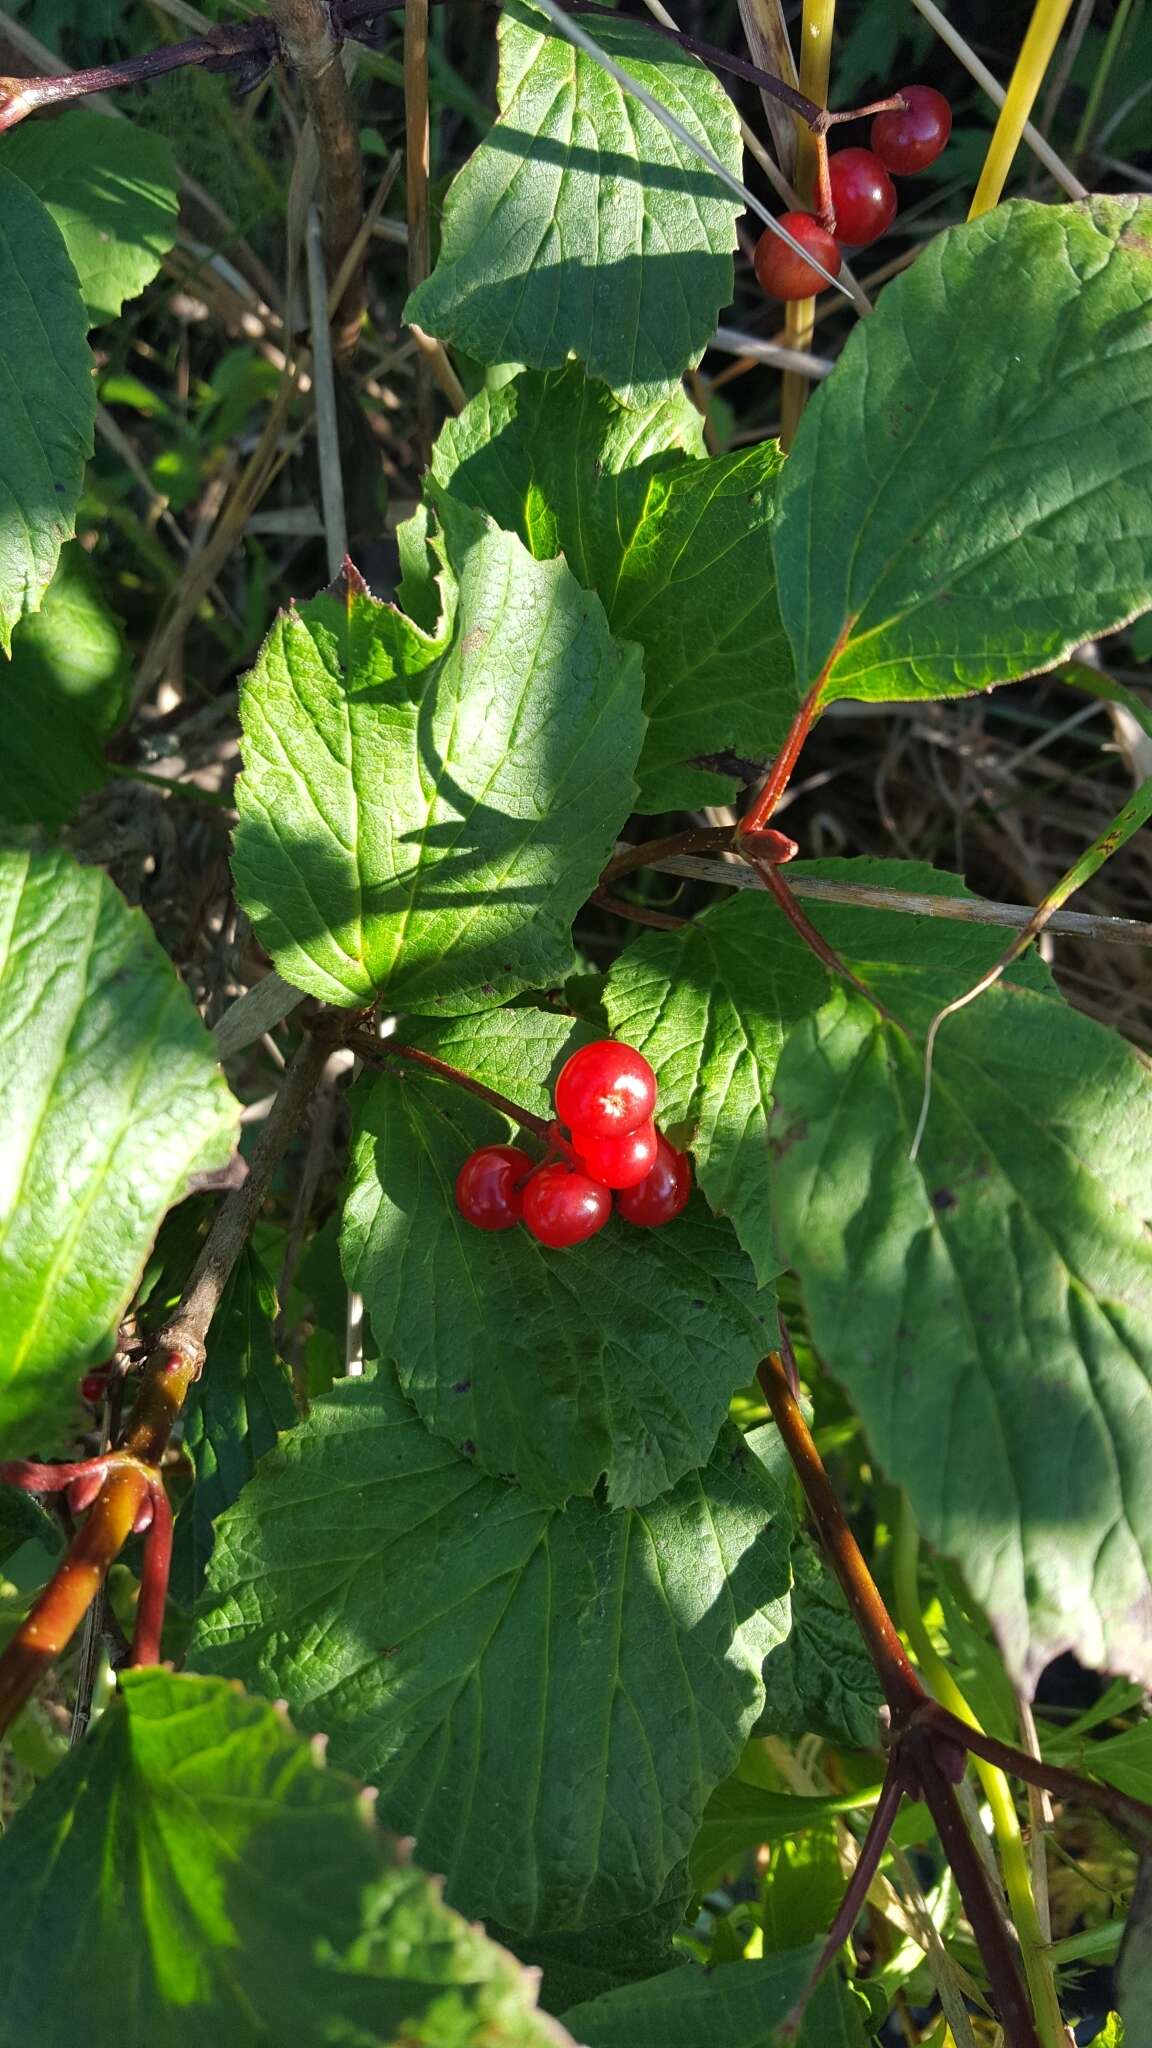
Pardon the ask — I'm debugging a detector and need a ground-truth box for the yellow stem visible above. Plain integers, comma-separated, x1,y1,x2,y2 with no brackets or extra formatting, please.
969,0,1078,219
893,1501,1070,2048
780,0,836,448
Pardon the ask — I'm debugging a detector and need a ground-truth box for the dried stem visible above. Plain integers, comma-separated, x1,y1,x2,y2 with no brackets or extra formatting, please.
269,0,365,363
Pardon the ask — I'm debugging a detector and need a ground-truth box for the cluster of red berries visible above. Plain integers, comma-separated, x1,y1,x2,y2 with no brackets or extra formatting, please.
754,86,952,301
455,1041,692,1250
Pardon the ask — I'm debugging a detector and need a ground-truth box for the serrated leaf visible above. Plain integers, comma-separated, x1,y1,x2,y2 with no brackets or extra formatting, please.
492,1882,687,2014
192,1364,793,1934
170,1248,298,1604
0,842,239,1456
0,542,127,828
0,167,95,652
0,1668,570,2047
429,367,798,806
233,507,644,1011
405,0,742,406
774,197,1152,705
341,1009,777,1506
3,111,178,325
759,1538,884,1750
563,1945,828,2047
769,948,1152,1692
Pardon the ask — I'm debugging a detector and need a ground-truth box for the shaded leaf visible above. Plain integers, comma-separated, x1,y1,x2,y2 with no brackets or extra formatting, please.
0,167,95,652
774,197,1152,705
429,367,798,806
192,1364,793,1934
341,1009,777,1506
1119,1859,1152,2048
3,111,178,325
0,542,127,829
564,1945,836,2046
759,1538,884,1749
0,1668,570,2047
770,955,1152,1691
170,1248,298,1604
233,504,643,1011
690,1773,879,1894
491,1877,688,2014
405,0,742,407
0,842,239,1457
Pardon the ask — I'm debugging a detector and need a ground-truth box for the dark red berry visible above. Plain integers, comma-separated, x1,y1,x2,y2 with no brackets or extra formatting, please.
574,1118,658,1191
79,1372,109,1405
455,1145,533,1231
827,148,897,246
616,1134,693,1229
554,1041,657,1143
870,86,952,174
753,214,841,301
522,1164,612,1249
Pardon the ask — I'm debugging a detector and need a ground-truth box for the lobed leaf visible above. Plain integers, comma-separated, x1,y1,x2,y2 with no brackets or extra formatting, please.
0,167,95,652
758,1537,885,1750
564,1945,865,2047
0,842,239,1456
429,367,799,806
2,111,178,325
232,505,644,1011
340,1009,777,1506
774,196,1152,706
770,962,1152,1692
192,1364,794,1934
0,1668,570,2047
405,0,743,407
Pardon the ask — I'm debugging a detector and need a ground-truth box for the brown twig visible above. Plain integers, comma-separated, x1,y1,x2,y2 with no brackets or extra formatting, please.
269,0,366,364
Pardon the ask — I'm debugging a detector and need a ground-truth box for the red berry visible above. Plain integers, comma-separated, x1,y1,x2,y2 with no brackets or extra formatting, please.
753,214,841,301
827,148,897,246
573,1118,658,1191
870,86,952,174
455,1145,533,1231
522,1164,612,1249
554,1041,657,1143
616,1134,693,1229
79,1372,109,1405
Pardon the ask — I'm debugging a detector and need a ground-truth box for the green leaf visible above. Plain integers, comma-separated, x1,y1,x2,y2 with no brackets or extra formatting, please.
0,1668,570,2047
233,508,644,1011
405,0,742,406
758,1538,885,1750
0,166,95,653
1081,1722,1152,1805
769,950,1152,1691
341,1009,777,1506
192,1363,793,1934
492,1885,687,2014
0,842,239,1457
170,1249,298,1604
429,368,798,807
690,1775,879,1894
3,111,178,325
563,1946,825,2047
774,197,1152,705
0,542,128,828
1120,1864,1151,2048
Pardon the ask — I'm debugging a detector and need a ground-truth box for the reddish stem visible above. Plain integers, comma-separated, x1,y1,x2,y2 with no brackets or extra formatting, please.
780,1754,912,2037
592,889,689,930
740,679,825,838
0,1458,110,1495
0,1465,149,1735
349,1032,554,1139
915,1743,1043,2048
745,855,898,1023
603,825,737,886
758,1353,925,1724
923,1700,1152,1844
130,1482,174,1668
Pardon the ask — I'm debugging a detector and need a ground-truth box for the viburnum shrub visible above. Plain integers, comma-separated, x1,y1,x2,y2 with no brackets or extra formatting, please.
0,2,1151,2045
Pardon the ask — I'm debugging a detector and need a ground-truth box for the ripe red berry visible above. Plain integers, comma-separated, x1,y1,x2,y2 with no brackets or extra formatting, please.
455,1145,533,1231
554,1041,657,1143
616,1134,693,1229
522,1164,612,1249
79,1372,109,1405
573,1118,658,1191
753,214,841,301
870,86,952,174
827,148,897,246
